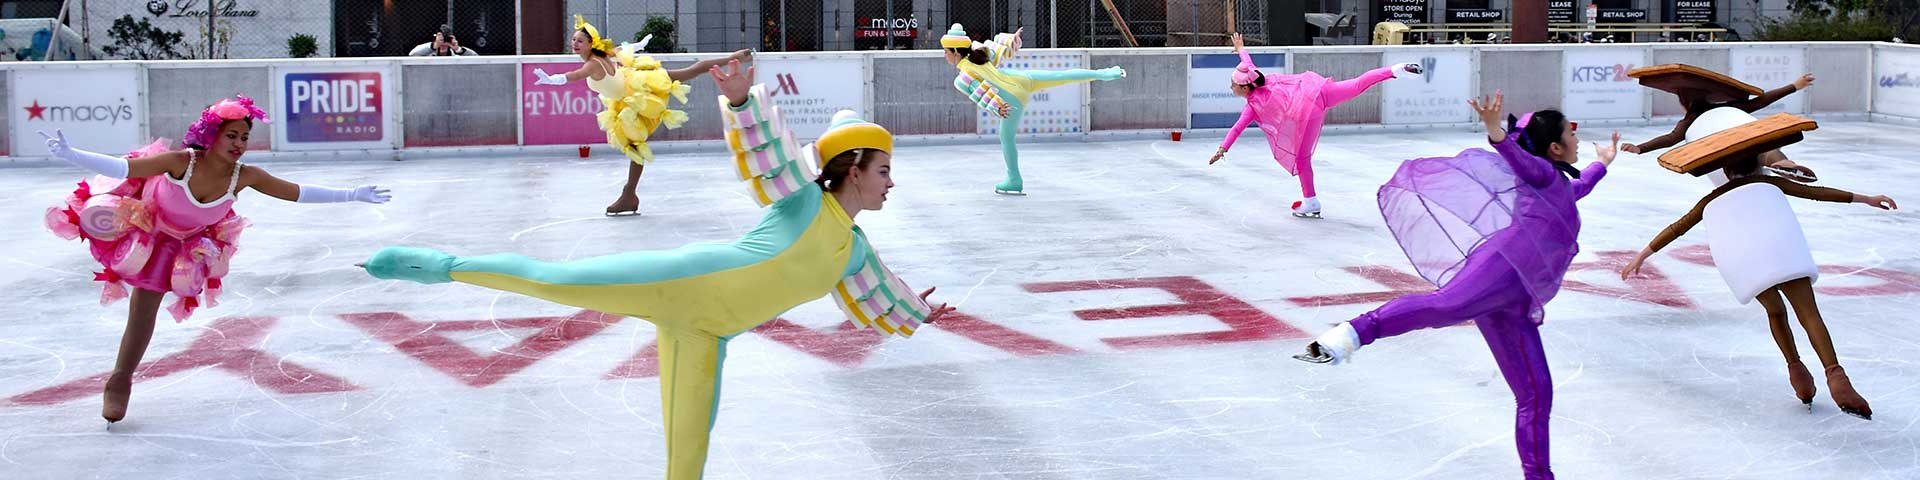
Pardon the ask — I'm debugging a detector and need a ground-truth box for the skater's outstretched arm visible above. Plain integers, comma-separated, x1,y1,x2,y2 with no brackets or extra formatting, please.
531,58,612,86
1211,106,1257,164
954,72,1013,118
1733,74,1813,113
1625,122,1688,154
236,166,390,204
1763,175,1897,209
39,130,192,179
1571,132,1622,200
829,231,952,337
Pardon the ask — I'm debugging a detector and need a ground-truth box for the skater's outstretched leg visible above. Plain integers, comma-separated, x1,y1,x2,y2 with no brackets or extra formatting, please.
1477,307,1555,480
995,106,1026,195
1017,66,1125,91
1299,253,1528,363
1755,288,1816,407
1317,67,1400,108
1779,278,1871,419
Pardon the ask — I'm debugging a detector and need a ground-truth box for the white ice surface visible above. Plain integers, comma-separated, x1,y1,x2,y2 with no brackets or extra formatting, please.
1,122,1916,479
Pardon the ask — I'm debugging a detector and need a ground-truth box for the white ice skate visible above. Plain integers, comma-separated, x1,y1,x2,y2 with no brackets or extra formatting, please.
1292,197,1322,219
1394,62,1424,77
1294,322,1361,364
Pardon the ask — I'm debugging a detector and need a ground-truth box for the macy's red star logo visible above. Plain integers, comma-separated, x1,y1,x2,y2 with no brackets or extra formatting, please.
23,100,45,120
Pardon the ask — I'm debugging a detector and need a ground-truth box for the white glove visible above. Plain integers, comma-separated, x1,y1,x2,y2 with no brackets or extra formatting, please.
1395,62,1423,76
298,184,391,204
39,129,129,178
533,68,567,86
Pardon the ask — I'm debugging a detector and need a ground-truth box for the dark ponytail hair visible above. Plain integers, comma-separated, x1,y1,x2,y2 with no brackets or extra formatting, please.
1506,109,1583,179
948,47,990,65
578,28,609,58
1248,70,1266,88
815,148,883,191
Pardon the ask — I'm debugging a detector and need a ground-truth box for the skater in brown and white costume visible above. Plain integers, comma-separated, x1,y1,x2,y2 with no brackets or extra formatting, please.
1620,107,1896,419
1624,64,1819,182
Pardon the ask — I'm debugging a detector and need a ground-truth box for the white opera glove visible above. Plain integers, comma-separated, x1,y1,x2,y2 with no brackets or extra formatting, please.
39,129,129,178
298,184,391,204
533,68,567,86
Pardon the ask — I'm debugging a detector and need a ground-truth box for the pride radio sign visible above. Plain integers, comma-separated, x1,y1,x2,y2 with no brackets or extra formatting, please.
272,67,394,150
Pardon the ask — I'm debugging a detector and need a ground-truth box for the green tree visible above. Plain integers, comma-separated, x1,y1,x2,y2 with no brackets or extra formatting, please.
635,16,679,53
101,15,186,60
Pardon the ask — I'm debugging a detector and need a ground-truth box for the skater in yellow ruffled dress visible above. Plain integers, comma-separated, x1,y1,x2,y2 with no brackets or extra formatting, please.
532,16,751,215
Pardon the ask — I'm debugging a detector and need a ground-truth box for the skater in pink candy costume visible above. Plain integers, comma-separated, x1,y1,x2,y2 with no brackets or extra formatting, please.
1208,33,1421,218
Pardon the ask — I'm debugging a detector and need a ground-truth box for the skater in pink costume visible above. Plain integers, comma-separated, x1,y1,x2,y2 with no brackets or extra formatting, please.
40,95,391,423
1208,33,1421,218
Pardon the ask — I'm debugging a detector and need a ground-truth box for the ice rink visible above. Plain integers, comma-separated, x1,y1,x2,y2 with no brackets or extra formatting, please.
2,121,1916,479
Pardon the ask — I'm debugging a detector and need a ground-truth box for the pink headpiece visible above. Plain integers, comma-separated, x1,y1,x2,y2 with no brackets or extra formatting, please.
1232,62,1260,85
184,95,270,148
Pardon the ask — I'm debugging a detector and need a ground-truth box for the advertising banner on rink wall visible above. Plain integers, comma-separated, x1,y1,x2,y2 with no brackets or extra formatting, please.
1382,50,1472,124
1561,48,1646,120
1876,47,1920,118
754,57,867,141
1730,47,1808,115
11,67,142,156
520,62,607,146
273,66,394,151
978,52,1087,135
1188,53,1284,129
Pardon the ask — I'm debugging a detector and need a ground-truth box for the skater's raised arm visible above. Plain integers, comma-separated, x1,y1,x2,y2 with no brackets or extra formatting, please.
715,59,824,207
986,27,1023,66
829,232,954,337
1733,73,1813,113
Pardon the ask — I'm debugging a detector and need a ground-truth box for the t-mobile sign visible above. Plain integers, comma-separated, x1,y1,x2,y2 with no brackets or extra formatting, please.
279,71,387,145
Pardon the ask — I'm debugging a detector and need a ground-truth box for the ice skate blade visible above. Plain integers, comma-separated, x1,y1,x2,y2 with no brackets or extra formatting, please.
1292,212,1322,219
604,211,642,217
994,189,1027,196
1292,352,1333,364
1841,408,1872,420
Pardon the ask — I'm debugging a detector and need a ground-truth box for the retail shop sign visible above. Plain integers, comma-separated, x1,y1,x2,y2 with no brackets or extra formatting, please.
1874,48,1920,118
1598,9,1647,23
1382,50,1472,124
1445,9,1504,23
273,67,393,150
519,62,605,145
978,52,1087,135
1187,53,1284,129
755,58,867,140
1561,48,1646,120
10,67,142,155
1729,48,1806,114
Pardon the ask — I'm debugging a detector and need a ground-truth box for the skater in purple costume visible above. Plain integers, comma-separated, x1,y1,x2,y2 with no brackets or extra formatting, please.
1295,93,1620,480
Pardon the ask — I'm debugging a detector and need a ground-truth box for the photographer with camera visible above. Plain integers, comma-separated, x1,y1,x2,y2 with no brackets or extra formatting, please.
410,25,478,56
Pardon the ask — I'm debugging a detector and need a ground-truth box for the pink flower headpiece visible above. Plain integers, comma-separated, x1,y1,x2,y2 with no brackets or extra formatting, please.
184,95,270,148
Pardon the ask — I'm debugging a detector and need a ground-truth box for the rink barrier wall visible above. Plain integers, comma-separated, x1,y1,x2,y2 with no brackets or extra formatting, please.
0,42,1911,163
